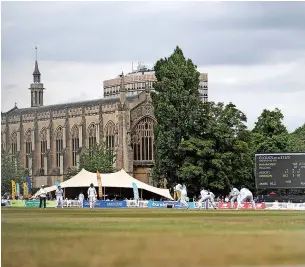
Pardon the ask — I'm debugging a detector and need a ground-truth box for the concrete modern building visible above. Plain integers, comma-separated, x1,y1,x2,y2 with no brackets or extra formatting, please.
1,60,208,188
103,63,208,102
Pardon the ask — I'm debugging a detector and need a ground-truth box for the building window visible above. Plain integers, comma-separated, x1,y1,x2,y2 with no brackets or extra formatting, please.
25,130,32,169
132,117,155,161
10,131,17,154
40,128,47,170
88,123,97,152
71,125,79,167
105,121,115,149
55,126,63,168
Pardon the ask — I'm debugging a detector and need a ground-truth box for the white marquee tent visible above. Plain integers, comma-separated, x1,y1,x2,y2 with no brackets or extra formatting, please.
34,169,173,200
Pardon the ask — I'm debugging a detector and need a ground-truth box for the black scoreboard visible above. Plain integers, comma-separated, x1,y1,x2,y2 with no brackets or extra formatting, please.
255,153,305,189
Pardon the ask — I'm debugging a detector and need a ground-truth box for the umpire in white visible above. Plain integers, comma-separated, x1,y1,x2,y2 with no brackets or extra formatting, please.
39,185,47,209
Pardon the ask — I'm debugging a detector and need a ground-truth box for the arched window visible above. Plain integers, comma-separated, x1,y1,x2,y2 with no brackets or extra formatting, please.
88,123,96,150
71,125,79,167
105,121,115,149
25,130,32,169
55,126,63,168
40,128,47,172
132,117,155,162
10,131,17,154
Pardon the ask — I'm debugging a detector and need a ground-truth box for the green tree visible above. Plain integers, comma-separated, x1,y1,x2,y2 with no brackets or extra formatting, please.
253,108,287,137
1,150,27,195
287,124,305,152
251,108,289,154
178,102,254,195
79,142,116,173
151,46,202,187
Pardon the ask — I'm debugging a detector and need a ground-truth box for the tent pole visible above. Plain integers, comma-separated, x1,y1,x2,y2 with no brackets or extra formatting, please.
141,189,143,200
103,187,106,200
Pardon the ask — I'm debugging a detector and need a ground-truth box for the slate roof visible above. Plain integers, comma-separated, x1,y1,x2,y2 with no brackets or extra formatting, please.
2,95,139,116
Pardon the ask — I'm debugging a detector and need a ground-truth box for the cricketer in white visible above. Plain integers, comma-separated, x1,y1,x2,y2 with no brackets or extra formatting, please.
55,186,64,209
229,186,240,209
78,192,85,208
197,188,217,209
174,184,190,209
87,183,97,209
236,186,256,210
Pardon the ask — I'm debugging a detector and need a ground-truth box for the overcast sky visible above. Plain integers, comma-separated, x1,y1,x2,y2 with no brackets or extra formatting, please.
2,1,305,132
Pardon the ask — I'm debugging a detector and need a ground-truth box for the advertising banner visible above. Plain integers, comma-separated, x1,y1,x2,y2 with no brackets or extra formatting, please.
217,202,266,209
26,176,32,195
132,182,139,201
16,183,20,196
83,200,127,208
265,202,305,210
11,180,16,200
97,171,103,198
148,200,195,209
23,182,28,198
10,200,26,207
25,200,57,208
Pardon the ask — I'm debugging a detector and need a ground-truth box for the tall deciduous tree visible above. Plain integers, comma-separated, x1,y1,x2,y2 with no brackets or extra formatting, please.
287,124,305,152
251,108,289,154
151,46,202,186
1,150,26,195
178,102,254,195
253,108,287,137
78,142,116,174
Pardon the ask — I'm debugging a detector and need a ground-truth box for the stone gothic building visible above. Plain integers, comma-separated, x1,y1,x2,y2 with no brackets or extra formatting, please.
1,60,208,188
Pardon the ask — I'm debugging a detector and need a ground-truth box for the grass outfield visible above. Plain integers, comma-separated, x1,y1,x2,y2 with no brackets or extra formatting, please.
1,208,305,267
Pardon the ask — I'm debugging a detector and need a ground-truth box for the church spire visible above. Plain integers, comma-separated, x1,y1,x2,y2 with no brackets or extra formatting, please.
29,46,45,107
33,46,41,83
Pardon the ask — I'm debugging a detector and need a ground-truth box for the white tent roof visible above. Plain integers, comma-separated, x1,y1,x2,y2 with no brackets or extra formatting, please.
41,169,173,200
33,185,57,198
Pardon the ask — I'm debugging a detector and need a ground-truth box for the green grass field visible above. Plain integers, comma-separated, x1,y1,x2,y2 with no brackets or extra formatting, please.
1,208,305,267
